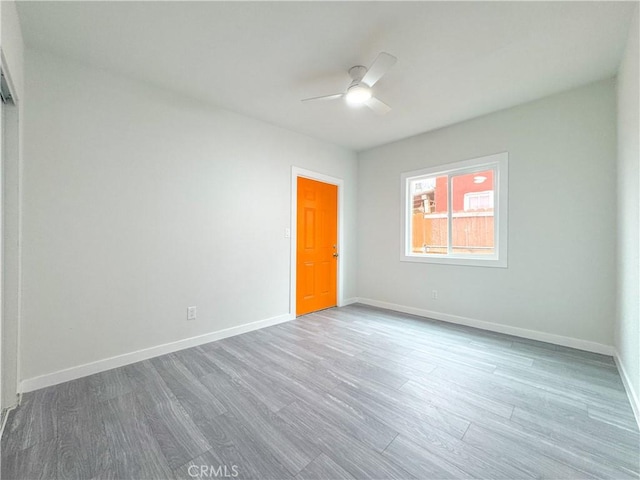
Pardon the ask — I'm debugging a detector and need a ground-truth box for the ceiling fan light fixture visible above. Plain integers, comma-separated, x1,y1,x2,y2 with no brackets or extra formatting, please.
345,84,372,106
301,52,396,114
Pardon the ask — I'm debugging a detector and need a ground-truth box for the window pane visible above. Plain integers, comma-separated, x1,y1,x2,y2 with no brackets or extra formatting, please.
451,170,494,255
402,152,507,266
410,175,448,254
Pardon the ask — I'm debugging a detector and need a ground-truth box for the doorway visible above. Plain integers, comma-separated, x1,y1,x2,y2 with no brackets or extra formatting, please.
291,168,343,317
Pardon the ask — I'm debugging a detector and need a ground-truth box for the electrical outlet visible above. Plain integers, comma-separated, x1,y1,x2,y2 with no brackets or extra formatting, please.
284,228,291,238
187,306,197,321
431,290,438,300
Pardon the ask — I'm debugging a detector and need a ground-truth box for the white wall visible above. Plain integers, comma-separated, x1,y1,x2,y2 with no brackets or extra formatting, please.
1,0,24,409
21,49,357,384
357,79,617,351
615,6,639,420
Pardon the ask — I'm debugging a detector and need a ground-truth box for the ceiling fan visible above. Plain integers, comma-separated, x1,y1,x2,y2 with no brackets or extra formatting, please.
301,52,397,115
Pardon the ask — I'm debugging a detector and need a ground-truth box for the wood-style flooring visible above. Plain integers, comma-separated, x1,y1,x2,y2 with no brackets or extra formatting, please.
2,304,639,479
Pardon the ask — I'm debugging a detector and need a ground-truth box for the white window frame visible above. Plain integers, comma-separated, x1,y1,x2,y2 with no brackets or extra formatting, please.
401,152,508,268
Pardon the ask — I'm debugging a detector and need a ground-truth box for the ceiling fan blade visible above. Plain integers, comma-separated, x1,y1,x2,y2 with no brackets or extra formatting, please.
301,93,344,102
365,96,391,115
361,52,397,87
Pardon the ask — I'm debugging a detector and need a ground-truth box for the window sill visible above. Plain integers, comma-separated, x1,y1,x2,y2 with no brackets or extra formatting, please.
401,254,508,268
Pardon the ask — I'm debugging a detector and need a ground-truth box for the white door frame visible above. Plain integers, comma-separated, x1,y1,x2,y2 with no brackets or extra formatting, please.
0,50,20,411
0,56,4,410
290,167,345,317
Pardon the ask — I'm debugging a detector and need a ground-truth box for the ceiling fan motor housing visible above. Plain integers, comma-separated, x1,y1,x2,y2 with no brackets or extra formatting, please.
348,65,368,83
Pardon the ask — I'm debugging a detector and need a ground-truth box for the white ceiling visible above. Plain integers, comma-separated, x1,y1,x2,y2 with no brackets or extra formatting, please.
16,1,635,151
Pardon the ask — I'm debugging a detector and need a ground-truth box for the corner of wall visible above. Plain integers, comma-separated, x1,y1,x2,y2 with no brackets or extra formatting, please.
614,351,640,428
615,2,640,429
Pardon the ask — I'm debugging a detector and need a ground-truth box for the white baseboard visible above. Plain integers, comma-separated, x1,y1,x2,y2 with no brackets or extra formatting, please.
356,298,615,356
341,297,359,306
20,313,295,393
614,351,640,429
0,397,20,440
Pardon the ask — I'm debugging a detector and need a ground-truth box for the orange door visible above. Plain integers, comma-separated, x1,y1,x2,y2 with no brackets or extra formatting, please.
296,177,338,316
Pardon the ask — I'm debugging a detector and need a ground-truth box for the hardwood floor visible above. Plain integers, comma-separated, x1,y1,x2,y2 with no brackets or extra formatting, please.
2,304,639,479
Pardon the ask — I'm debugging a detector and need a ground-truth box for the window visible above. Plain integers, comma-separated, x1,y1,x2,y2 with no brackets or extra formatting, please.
401,152,508,267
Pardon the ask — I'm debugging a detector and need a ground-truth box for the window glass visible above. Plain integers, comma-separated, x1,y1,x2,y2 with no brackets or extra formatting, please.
410,176,447,254
401,152,508,267
452,170,495,255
